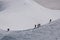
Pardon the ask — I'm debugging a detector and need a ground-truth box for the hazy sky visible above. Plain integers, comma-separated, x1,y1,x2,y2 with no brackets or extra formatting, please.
0,0,60,30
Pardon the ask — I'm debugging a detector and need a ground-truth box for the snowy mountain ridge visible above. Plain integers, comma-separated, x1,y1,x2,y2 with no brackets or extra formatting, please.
0,19,60,40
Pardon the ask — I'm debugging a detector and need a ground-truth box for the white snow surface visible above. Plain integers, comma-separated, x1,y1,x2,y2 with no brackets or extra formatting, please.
0,0,60,30
0,19,60,40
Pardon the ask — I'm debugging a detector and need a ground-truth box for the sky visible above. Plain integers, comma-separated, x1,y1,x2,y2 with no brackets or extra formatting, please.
0,0,60,30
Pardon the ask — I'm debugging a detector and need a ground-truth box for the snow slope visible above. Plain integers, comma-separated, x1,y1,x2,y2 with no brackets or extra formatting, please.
0,0,60,30
34,0,60,10
0,29,6,40
0,19,60,40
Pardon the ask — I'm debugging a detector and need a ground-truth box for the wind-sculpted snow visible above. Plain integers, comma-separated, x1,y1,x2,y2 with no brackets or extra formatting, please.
1,36,16,40
0,19,60,40
0,30,6,40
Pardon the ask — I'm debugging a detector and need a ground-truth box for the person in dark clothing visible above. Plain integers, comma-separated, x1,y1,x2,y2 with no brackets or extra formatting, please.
37,24,41,28
34,24,37,29
49,19,52,23
35,25,36,28
7,28,10,32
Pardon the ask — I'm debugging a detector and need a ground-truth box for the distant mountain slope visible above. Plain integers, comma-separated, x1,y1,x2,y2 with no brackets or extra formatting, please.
1,19,60,40
34,0,60,10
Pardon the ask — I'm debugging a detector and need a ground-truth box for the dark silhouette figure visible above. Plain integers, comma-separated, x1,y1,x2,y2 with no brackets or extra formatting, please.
34,24,36,29
49,19,52,23
37,24,41,28
7,28,10,32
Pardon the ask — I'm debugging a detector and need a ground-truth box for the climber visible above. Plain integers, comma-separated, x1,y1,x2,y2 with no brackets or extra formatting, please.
49,19,52,23
7,28,10,32
34,24,37,29
37,24,41,28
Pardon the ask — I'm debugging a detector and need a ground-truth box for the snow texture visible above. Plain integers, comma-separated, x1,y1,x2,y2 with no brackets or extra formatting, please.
0,19,60,40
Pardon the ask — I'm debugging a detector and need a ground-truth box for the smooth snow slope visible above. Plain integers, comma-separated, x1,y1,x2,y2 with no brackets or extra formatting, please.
34,0,60,10
0,0,60,30
1,19,60,40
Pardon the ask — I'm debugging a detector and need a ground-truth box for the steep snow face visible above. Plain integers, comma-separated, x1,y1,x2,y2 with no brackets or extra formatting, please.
1,19,60,40
0,0,60,30
34,0,60,10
